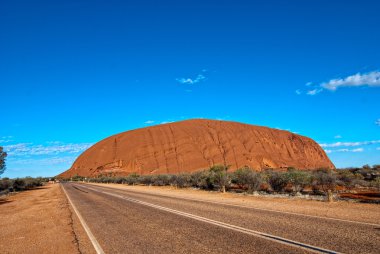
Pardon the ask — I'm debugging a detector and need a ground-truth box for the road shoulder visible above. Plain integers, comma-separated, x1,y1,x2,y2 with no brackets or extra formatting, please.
0,183,95,254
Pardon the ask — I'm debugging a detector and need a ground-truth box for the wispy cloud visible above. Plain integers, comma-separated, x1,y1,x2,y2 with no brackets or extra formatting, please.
176,74,206,85
375,119,380,126
144,120,155,124
306,88,322,96
10,156,77,166
4,142,93,156
334,135,342,139
377,147,380,150
0,139,13,143
319,140,380,148
0,136,14,143
325,148,364,154
295,89,301,95
176,70,207,85
300,70,380,95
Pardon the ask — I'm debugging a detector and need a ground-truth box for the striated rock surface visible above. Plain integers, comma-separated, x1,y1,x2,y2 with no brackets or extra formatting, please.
58,119,334,178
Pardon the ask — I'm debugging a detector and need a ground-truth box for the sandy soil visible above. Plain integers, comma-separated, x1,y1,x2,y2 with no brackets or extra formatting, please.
0,183,95,254
90,183,380,225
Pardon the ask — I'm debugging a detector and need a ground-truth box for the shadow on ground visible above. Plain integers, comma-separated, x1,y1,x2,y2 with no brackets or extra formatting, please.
0,199,13,205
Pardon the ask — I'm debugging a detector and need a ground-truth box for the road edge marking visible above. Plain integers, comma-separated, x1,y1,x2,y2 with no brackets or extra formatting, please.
61,183,105,254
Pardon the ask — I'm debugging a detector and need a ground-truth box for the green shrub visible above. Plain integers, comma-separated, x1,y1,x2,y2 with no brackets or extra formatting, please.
233,167,263,193
371,177,380,191
13,178,26,191
125,173,140,185
267,171,287,193
151,174,173,186
190,170,210,189
285,169,312,193
312,169,336,194
0,178,12,192
209,165,231,193
138,175,154,185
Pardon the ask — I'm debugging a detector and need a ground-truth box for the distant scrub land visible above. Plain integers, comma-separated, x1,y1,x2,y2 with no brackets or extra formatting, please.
0,177,48,196
62,165,380,203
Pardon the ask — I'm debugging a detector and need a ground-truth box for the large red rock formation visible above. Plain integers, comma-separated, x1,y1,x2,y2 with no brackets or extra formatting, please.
58,119,334,178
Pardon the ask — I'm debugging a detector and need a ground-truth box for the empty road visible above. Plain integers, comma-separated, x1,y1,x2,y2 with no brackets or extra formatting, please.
61,183,380,254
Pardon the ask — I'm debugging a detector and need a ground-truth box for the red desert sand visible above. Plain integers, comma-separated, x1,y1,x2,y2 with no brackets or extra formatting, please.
0,184,95,254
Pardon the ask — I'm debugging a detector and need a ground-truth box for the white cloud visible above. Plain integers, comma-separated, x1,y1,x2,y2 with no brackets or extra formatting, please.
299,70,380,95
160,121,174,125
325,148,364,153
334,135,342,139
322,71,380,91
144,120,155,124
306,88,322,96
295,89,301,95
377,147,380,150
176,74,206,85
319,140,380,148
4,142,93,156
375,119,380,126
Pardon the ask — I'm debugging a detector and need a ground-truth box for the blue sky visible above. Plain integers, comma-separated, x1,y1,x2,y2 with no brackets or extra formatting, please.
1,0,379,178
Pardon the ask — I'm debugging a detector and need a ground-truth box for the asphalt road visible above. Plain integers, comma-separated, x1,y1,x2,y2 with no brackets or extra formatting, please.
62,183,380,254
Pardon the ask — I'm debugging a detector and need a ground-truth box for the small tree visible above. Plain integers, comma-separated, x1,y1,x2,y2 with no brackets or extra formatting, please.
0,147,7,177
233,167,262,194
337,169,356,189
372,177,380,191
312,169,336,201
267,171,287,193
209,165,230,193
0,178,12,192
13,178,26,191
285,169,312,194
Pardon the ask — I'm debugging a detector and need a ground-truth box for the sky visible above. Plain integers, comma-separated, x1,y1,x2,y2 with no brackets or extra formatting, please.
1,0,379,178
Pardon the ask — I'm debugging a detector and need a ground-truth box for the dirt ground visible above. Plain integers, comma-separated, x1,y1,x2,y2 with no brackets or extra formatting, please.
90,183,380,225
0,183,95,254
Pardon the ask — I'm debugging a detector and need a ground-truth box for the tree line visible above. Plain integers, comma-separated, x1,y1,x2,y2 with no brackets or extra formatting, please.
67,164,380,196
0,177,47,195
0,148,47,195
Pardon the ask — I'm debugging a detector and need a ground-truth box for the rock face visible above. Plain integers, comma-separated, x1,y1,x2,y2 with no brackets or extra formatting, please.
59,119,334,178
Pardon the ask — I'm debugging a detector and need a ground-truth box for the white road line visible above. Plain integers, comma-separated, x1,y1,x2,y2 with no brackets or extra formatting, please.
61,184,105,254
87,183,380,228
80,184,340,254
